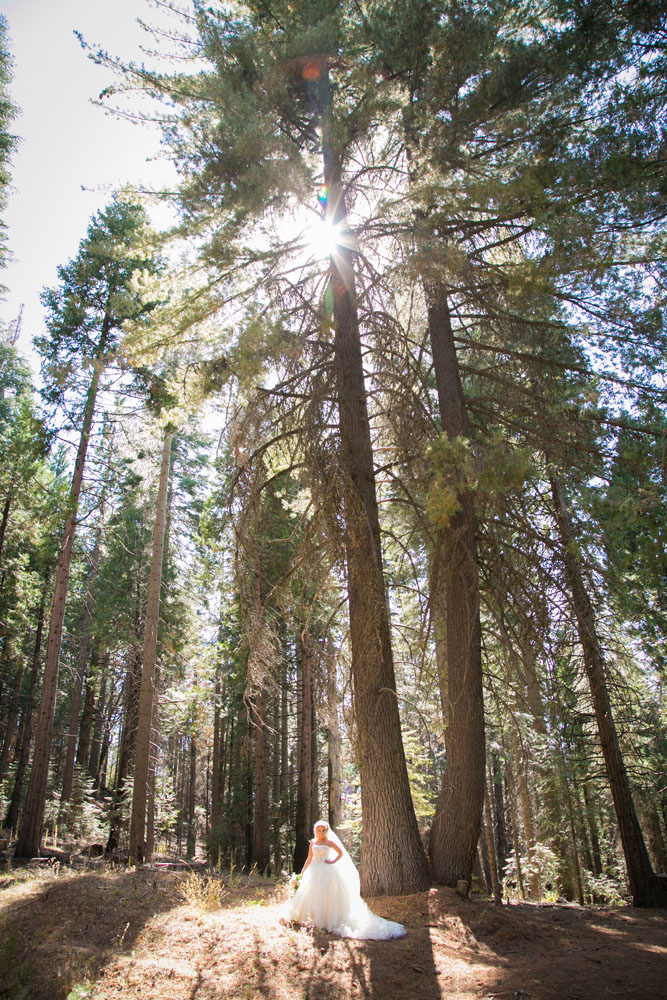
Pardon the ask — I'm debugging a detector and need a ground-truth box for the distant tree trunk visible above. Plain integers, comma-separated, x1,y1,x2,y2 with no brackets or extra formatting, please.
492,754,508,883
582,782,603,876
505,757,526,900
252,684,270,872
425,281,485,889
512,727,539,898
0,490,13,569
16,350,106,858
211,672,224,855
483,781,501,904
644,805,667,873
186,732,197,859
550,473,667,907
0,659,24,783
129,428,172,865
272,688,283,872
89,661,108,785
106,646,142,852
60,644,90,807
4,589,47,831
76,669,96,774
320,61,429,896
327,648,342,831
61,520,103,806
294,627,313,872
280,671,289,864
145,675,160,860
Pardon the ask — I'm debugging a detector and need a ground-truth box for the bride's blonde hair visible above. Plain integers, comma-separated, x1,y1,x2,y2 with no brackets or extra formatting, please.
313,820,329,833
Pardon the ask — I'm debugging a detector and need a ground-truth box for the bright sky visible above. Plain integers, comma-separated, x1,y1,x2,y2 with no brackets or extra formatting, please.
1,0,178,362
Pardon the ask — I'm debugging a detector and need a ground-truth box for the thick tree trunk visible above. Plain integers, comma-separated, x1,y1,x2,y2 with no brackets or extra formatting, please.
15,354,105,858
425,282,486,888
550,473,667,907
129,429,172,865
320,63,429,896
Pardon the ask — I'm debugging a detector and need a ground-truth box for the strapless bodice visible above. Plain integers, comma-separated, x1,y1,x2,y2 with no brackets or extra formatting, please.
311,843,330,863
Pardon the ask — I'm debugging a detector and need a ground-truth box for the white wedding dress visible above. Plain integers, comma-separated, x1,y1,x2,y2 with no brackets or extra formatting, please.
282,842,406,940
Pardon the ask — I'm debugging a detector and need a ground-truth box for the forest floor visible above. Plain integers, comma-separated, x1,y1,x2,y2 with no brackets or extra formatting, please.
0,859,666,1000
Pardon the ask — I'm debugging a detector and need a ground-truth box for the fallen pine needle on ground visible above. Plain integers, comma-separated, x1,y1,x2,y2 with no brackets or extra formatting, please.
0,865,665,1000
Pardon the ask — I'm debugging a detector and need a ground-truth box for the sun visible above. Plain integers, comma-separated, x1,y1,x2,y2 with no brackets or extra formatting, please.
305,217,341,261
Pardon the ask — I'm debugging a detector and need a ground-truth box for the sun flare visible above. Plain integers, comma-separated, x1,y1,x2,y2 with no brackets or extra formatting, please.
306,218,340,260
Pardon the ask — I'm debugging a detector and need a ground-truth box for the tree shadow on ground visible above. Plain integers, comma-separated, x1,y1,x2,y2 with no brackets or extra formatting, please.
0,865,187,999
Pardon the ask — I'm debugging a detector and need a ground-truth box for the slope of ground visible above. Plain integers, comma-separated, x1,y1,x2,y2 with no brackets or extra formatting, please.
0,864,665,1000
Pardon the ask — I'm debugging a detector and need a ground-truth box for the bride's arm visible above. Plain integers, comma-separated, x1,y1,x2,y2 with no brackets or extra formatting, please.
325,839,343,864
301,841,314,873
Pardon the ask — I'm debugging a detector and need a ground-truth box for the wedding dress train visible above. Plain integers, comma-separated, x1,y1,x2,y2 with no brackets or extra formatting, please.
281,842,406,940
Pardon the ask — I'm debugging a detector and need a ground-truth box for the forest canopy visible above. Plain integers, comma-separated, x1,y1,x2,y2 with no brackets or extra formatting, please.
1,0,666,912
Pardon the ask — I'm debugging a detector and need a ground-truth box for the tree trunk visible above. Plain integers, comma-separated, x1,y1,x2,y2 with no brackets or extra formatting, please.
15,353,105,858
0,659,24,783
293,627,313,872
550,473,667,907
582,782,603,876
512,727,539,898
327,648,342,831
4,588,47,831
76,671,96,774
0,491,12,570
89,660,108,785
186,732,197,859
319,62,429,896
61,519,103,806
483,781,502,904
129,428,172,865
106,645,142,851
146,674,160,860
492,754,509,884
425,281,486,888
251,684,270,872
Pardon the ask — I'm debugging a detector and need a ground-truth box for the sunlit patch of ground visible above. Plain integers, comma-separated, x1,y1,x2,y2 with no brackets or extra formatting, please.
0,865,665,999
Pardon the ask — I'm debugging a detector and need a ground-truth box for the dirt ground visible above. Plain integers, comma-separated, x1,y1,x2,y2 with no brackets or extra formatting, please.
1,864,666,1000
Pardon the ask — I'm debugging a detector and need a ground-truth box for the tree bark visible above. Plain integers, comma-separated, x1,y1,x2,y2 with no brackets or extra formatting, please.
293,626,314,872
251,684,270,872
4,588,47,831
327,647,343,831
0,659,24,783
319,61,429,895
61,516,103,806
186,732,197,859
425,282,486,888
129,428,172,865
550,473,667,907
0,491,12,570
15,351,106,858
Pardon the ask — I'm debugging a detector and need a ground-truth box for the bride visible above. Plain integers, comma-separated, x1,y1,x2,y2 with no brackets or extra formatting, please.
281,820,406,940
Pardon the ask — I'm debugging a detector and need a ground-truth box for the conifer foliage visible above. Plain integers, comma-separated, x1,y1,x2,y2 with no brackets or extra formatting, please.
0,0,666,911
